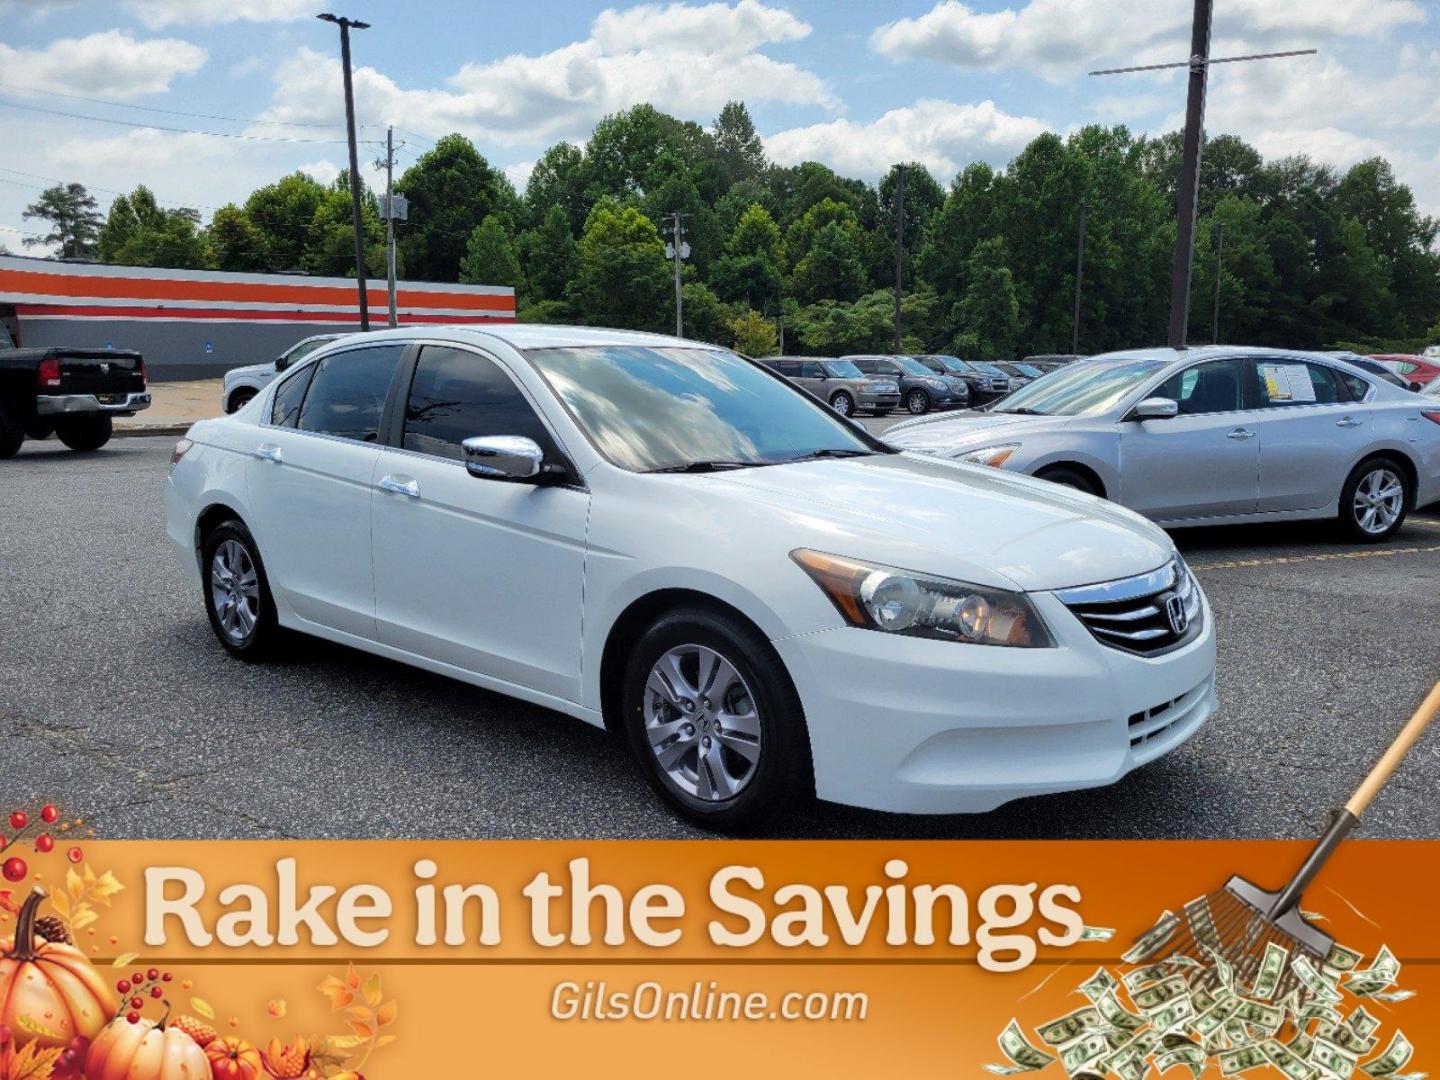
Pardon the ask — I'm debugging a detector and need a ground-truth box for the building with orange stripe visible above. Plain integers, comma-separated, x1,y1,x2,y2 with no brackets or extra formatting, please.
0,255,515,380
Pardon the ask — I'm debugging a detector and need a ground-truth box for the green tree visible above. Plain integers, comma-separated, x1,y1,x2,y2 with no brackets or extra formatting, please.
711,101,767,190
789,220,866,304
302,174,385,278
583,104,713,204
681,280,732,344
568,199,670,331
397,134,514,281
517,205,578,303
952,238,1020,358
917,163,997,298
207,204,270,271
709,203,784,311
879,163,944,254
23,183,102,259
244,171,327,272
525,142,589,234
727,308,778,355
460,215,523,293
97,186,208,269
789,292,894,354
641,150,721,273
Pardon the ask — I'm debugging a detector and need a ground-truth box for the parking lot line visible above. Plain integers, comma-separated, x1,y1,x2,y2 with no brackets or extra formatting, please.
1405,516,1440,532
1191,544,1440,572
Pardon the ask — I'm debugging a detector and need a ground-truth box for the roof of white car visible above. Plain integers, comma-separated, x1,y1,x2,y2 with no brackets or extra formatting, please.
1083,345,1342,367
353,323,698,351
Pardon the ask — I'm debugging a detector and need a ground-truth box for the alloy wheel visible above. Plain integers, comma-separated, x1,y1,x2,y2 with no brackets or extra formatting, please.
831,393,853,416
1353,467,1403,535
642,644,761,802
907,390,928,414
210,539,260,644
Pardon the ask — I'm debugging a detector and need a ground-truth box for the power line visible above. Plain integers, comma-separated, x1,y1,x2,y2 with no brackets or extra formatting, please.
0,82,347,130
0,99,370,146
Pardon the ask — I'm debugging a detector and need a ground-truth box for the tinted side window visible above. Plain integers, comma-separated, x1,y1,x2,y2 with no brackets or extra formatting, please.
270,363,317,427
1255,360,1344,407
776,360,800,377
800,361,825,379
853,358,876,374
1155,358,1245,414
403,345,556,463
286,338,328,364
297,345,405,442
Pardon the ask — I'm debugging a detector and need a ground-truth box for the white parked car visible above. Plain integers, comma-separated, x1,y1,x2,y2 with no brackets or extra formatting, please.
886,347,1440,542
167,326,1215,829
222,334,343,413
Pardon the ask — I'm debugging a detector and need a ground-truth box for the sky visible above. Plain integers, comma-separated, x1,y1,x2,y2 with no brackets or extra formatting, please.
1,0,1437,254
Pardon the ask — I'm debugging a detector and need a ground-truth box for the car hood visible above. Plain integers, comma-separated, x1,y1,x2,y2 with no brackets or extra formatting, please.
700,453,1173,593
883,411,1078,451
224,362,275,384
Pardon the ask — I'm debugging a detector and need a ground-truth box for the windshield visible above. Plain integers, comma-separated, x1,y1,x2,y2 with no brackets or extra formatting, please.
823,359,863,378
972,362,1007,376
928,355,971,373
526,345,882,472
896,357,936,377
992,357,1169,417
1012,363,1043,377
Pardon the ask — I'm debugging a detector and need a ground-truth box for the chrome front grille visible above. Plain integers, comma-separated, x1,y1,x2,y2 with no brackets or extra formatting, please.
1055,558,1203,656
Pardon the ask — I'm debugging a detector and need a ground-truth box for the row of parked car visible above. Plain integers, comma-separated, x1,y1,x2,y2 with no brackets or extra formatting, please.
756,353,1085,417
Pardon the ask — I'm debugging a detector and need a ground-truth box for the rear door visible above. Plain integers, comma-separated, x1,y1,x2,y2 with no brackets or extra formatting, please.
371,343,589,701
244,342,407,639
1251,358,1370,512
1118,357,1261,520
796,359,829,399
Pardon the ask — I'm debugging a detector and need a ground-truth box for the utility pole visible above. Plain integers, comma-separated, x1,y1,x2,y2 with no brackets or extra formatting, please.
318,12,371,332
1072,198,1087,355
1091,3,1314,348
664,211,690,338
893,165,905,351
375,126,401,327
1211,220,1223,344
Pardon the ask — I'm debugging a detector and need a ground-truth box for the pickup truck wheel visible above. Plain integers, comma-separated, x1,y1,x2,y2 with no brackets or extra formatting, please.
0,401,23,459
202,521,280,660
227,387,257,413
23,420,54,440
55,415,112,452
621,607,812,833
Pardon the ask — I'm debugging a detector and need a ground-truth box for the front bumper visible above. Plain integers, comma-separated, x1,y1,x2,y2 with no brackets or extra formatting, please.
772,587,1217,814
857,392,902,409
36,391,151,417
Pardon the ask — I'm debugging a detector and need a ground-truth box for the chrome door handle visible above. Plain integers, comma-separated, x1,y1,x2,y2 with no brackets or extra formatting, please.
377,475,420,498
252,444,282,463
1226,428,1256,440
1336,416,1362,428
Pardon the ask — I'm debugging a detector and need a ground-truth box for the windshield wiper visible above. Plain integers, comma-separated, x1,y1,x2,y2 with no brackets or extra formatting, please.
794,448,877,460
994,407,1049,416
645,460,759,474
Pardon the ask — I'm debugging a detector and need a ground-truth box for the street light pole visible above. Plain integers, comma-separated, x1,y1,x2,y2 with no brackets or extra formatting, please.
318,12,371,332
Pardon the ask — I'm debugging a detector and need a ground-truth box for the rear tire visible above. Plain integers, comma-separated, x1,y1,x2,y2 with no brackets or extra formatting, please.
0,400,24,459
829,391,854,417
227,387,257,413
906,389,931,415
201,520,282,660
1339,458,1409,543
23,420,54,440
620,607,812,833
1036,465,1100,496
55,415,112,452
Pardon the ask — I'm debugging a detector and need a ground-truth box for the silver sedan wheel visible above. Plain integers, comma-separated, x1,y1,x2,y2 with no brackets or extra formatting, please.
643,644,761,802
210,539,260,643
1353,466,1404,535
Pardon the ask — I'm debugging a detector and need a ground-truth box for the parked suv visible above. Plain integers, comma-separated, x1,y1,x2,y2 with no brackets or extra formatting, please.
757,356,900,416
845,355,965,415
223,334,344,413
913,355,1011,404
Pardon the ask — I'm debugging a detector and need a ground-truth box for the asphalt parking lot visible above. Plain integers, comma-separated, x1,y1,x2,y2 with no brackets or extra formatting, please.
2,432,1436,840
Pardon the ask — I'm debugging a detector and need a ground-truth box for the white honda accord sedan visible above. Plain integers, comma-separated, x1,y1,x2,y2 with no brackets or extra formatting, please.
887,347,1440,542
166,325,1216,829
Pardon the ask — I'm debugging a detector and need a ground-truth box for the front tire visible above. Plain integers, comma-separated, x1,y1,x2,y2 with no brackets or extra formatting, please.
201,520,282,660
55,415,112,452
0,400,24,459
1340,458,1409,542
620,607,811,832
227,387,257,413
906,389,931,415
1036,465,1100,496
829,391,855,417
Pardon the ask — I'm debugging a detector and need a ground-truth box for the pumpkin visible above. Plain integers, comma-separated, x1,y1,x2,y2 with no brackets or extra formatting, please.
0,887,115,1050
86,1011,211,1080
206,1036,263,1080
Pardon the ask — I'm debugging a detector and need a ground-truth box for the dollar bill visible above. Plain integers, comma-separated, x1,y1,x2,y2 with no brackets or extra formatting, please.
1219,1045,1269,1076
1345,947,1400,995
1293,955,1345,1005
1349,1007,1382,1039
1289,1032,1314,1059
1361,1032,1413,1078
1156,1045,1206,1078
1037,1007,1104,1047
1078,967,1119,1003
1325,943,1365,973
1123,964,1171,992
1232,998,1284,1034
1366,990,1415,1004
1132,975,1189,1014
1123,912,1180,965
1251,941,1290,1001
989,1019,1057,1075
1080,925,1116,942
1193,997,1242,1039
1150,995,1196,1034
1263,1038,1319,1080
1318,1022,1379,1058
1060,1033,1111,1075
1313,1037,1360,1080
1203,944,1237,993
1095,990,1146,1033
1186,897,1222,952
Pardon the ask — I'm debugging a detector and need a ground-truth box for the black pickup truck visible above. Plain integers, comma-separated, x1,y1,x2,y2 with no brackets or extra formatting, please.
0,335,151,458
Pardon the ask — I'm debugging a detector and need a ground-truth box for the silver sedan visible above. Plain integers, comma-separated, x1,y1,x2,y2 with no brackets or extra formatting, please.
885,346,1440,542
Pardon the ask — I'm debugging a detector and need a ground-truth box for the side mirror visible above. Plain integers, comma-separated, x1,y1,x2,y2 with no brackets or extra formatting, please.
275,356,289,372
463,435,545,482
1412,381,1425,393
1132,397,1179,420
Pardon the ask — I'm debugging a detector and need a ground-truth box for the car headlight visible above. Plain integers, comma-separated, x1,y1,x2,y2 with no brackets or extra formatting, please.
791,550,1054,647
926,379,946,389
957,443,1020,468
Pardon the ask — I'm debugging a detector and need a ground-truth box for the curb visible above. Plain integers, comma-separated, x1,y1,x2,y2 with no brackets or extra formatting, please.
114,424,192,438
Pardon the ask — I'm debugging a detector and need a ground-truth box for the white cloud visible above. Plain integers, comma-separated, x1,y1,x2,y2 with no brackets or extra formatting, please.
254,2,836,147
0,29,205,98
295,159,343,186
871,0,1425,79
503,160,536,191
122,0,315,29
765,99,1050,181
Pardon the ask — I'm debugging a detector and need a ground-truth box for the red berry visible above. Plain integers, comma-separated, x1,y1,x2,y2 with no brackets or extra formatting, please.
117,980,131,994
8,811,26,831
147,968,159,981
126,1012,140,1025
35,834,54,853
41,805,58,824
1,857,26,883
132,972,144,985
150,987,163,999
67,846,83,864
130,996,143,1010
161,972,173,982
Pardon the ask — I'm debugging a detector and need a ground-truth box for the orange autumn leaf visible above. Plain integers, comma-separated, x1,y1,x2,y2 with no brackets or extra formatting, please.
317,976,354,1011
1,1040,64,1080
346,1021,373,1041
375,1000,397,1027
345,963,360,990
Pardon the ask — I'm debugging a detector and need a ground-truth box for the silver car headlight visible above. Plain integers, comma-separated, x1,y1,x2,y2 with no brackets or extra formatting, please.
956,443,1020,468
791,550,1054,647
926,378,947,390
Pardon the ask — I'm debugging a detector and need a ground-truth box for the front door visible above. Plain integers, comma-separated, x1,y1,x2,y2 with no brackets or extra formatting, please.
371,344,589,702
1118,357,1260,521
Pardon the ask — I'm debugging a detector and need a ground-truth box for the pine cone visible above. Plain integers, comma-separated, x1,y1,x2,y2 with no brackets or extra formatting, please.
33,915,70,944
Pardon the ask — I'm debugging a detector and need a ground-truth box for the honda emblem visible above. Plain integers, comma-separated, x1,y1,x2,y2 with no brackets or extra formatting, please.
1164,593,1189,636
